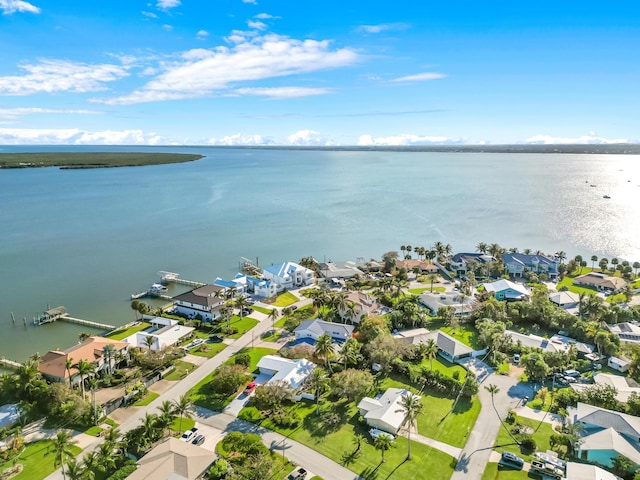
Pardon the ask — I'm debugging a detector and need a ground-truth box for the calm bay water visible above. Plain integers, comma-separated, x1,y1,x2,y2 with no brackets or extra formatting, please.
1,146,639,362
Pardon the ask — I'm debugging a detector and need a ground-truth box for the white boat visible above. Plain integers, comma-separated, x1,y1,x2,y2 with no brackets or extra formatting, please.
149,283,168,294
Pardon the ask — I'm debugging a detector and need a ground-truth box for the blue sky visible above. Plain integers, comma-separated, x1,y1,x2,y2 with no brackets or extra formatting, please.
0,0,638,145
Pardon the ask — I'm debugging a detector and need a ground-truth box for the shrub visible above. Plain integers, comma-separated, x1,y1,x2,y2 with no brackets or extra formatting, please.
519,435,537,452
452,371,460,380
208,459,229,479
210,364,252,396
235,353,251,368
105,464,137,480
271,411,300,429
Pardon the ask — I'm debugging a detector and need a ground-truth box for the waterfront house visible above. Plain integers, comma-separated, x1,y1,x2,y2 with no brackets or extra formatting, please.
574,272,628,294
607,322,640,343
38,336,128,384
173,284,225,322
395,259,439,274
319,261,364,279
449,253,495,276
483,279,531,301
294,319,354,343
418,291,477,317
127,437,215,480
123,316,194,351
357,388,421,435
568,402,640,468
256,355,316,401
502,252,559,279
213,276,247,296
394,328,476,362
262,262,315,292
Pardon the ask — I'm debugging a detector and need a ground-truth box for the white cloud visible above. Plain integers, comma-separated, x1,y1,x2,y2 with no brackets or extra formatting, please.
241,0,257,4
0,107,102,120
196,29,209,39
207,133,272,145
157,0,179,10
525,134,629,145
0,59,129,96
286,129,332,146
141,10,158,18
163,24,173,31
97,33,357,105
247,20,266,30
254,13,277,19
0,128,169,145
0,0,40,15
232,86,331,99
357,134,464,146
391,72,446,82
356,23,409,34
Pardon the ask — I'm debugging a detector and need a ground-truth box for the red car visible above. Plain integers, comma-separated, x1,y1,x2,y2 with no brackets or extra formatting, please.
243,381,257,395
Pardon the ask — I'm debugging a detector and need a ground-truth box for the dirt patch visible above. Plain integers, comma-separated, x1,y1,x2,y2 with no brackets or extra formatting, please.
509,365,525,378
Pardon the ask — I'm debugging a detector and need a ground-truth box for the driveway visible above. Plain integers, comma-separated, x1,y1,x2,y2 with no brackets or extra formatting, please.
224,373,272,416
191,422,225,452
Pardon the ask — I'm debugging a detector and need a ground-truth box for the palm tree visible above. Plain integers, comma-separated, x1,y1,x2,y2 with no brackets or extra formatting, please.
307,368,329,415
340,338,362,369
346,302,358,324
555,251,567,264
102,343,116,375
427,273,438,293
476,242,488,254
143,335,155,351
374,434,394,463
314,334,335,373
52,430,76,480
633,261,640,278
82,451,99,479
65,357,75,387
267,308,280,332
484,384,518,444
172,394,195,434
96,442,116,474
219,305,232,329
423,339,438,371
396,393,423,460
235,296,249,319
65,458,85,480
458,293,468,317
73,359,95,398
140,413,159,442
157,400,177,435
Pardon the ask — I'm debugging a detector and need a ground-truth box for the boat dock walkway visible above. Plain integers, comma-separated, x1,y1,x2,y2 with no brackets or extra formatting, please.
59,314,115,331
158,271,204,288
0,358,22,370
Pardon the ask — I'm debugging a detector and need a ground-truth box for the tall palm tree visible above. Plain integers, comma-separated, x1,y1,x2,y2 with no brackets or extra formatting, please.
143,335,155,351
334,292,349,322
219,305,232,329
96,442,116,474
235,296,249,319
340,338,362,369
396,393,423,460
476,242,488,254
102,343,116,375
307,368,329,415
423,339,438,371
140,413,159,443
267,308,280,332
65,357,75,387
157,400,177,435
82,451,99,479
633,261,640,278
64,458,85,480
314,334,335,373
427,273,438,293
52,430,76,480
73,359,95,398
374,434,394,463
172,394,195,434
484,384,518,444
102,427,121,449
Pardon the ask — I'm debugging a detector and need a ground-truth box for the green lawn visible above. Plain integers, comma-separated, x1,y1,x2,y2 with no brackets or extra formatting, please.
189,347,277,411
133,391,159,406
106,322,151,340
261,331,284,343
607,293,627,304
252,305,273,315
419,357,469,380
274,305,315,328
164,360,198,381
227,315,259,338
494,415,555,462
0,440,82,480
440,325,482,350
189,342,227,358
170,416,195,434
409,286,446,294
380,377,480,448
555,276,599,296
83,425,103,437
240,399,456,480
481,463,530,480
272,292,299,307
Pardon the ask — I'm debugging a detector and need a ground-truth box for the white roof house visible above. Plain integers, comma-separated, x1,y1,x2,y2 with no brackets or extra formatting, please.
319,261,364,279
262,262,314,291
565,462,622,480
294,319,354,342
504,331,595,356
256,355,316,400
608,356,631,372
549,291,580,307
418,292,477,317
483,279,530,301
568,402,640,467
571,373,640,403
608,322,640,343
394,328,475,361
124,316,194,351
357,388,421,434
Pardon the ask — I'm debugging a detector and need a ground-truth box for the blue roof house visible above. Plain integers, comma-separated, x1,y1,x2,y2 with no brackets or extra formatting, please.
502,253,559,279
262,261,315,292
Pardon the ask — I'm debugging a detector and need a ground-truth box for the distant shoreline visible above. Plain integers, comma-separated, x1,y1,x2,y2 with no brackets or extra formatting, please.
0,152,204,169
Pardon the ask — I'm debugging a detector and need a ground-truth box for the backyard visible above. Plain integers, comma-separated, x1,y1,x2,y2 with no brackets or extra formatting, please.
106,322,151,340
0,440,82,480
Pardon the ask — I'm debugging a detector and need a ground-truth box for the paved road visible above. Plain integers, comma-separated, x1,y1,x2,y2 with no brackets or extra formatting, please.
450,373,531,480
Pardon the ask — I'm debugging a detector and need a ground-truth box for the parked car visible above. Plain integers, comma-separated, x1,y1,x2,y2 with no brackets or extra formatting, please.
513,354,520,365
191,434,205,446
369,428,395,441
564,369,580,378
522,395,529,406
243,381,258,395
209,335,223,343
180,428,198,442
241,308,252,316
288,467,307,480
500,451,524,469
291,305,298,310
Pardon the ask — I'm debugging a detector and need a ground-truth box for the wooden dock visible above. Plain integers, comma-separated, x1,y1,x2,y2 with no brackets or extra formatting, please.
0,358,22,370
59,314,116,330
158,271,204,288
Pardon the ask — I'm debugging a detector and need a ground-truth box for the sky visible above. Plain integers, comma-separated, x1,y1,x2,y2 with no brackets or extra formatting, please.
0,0,639,146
